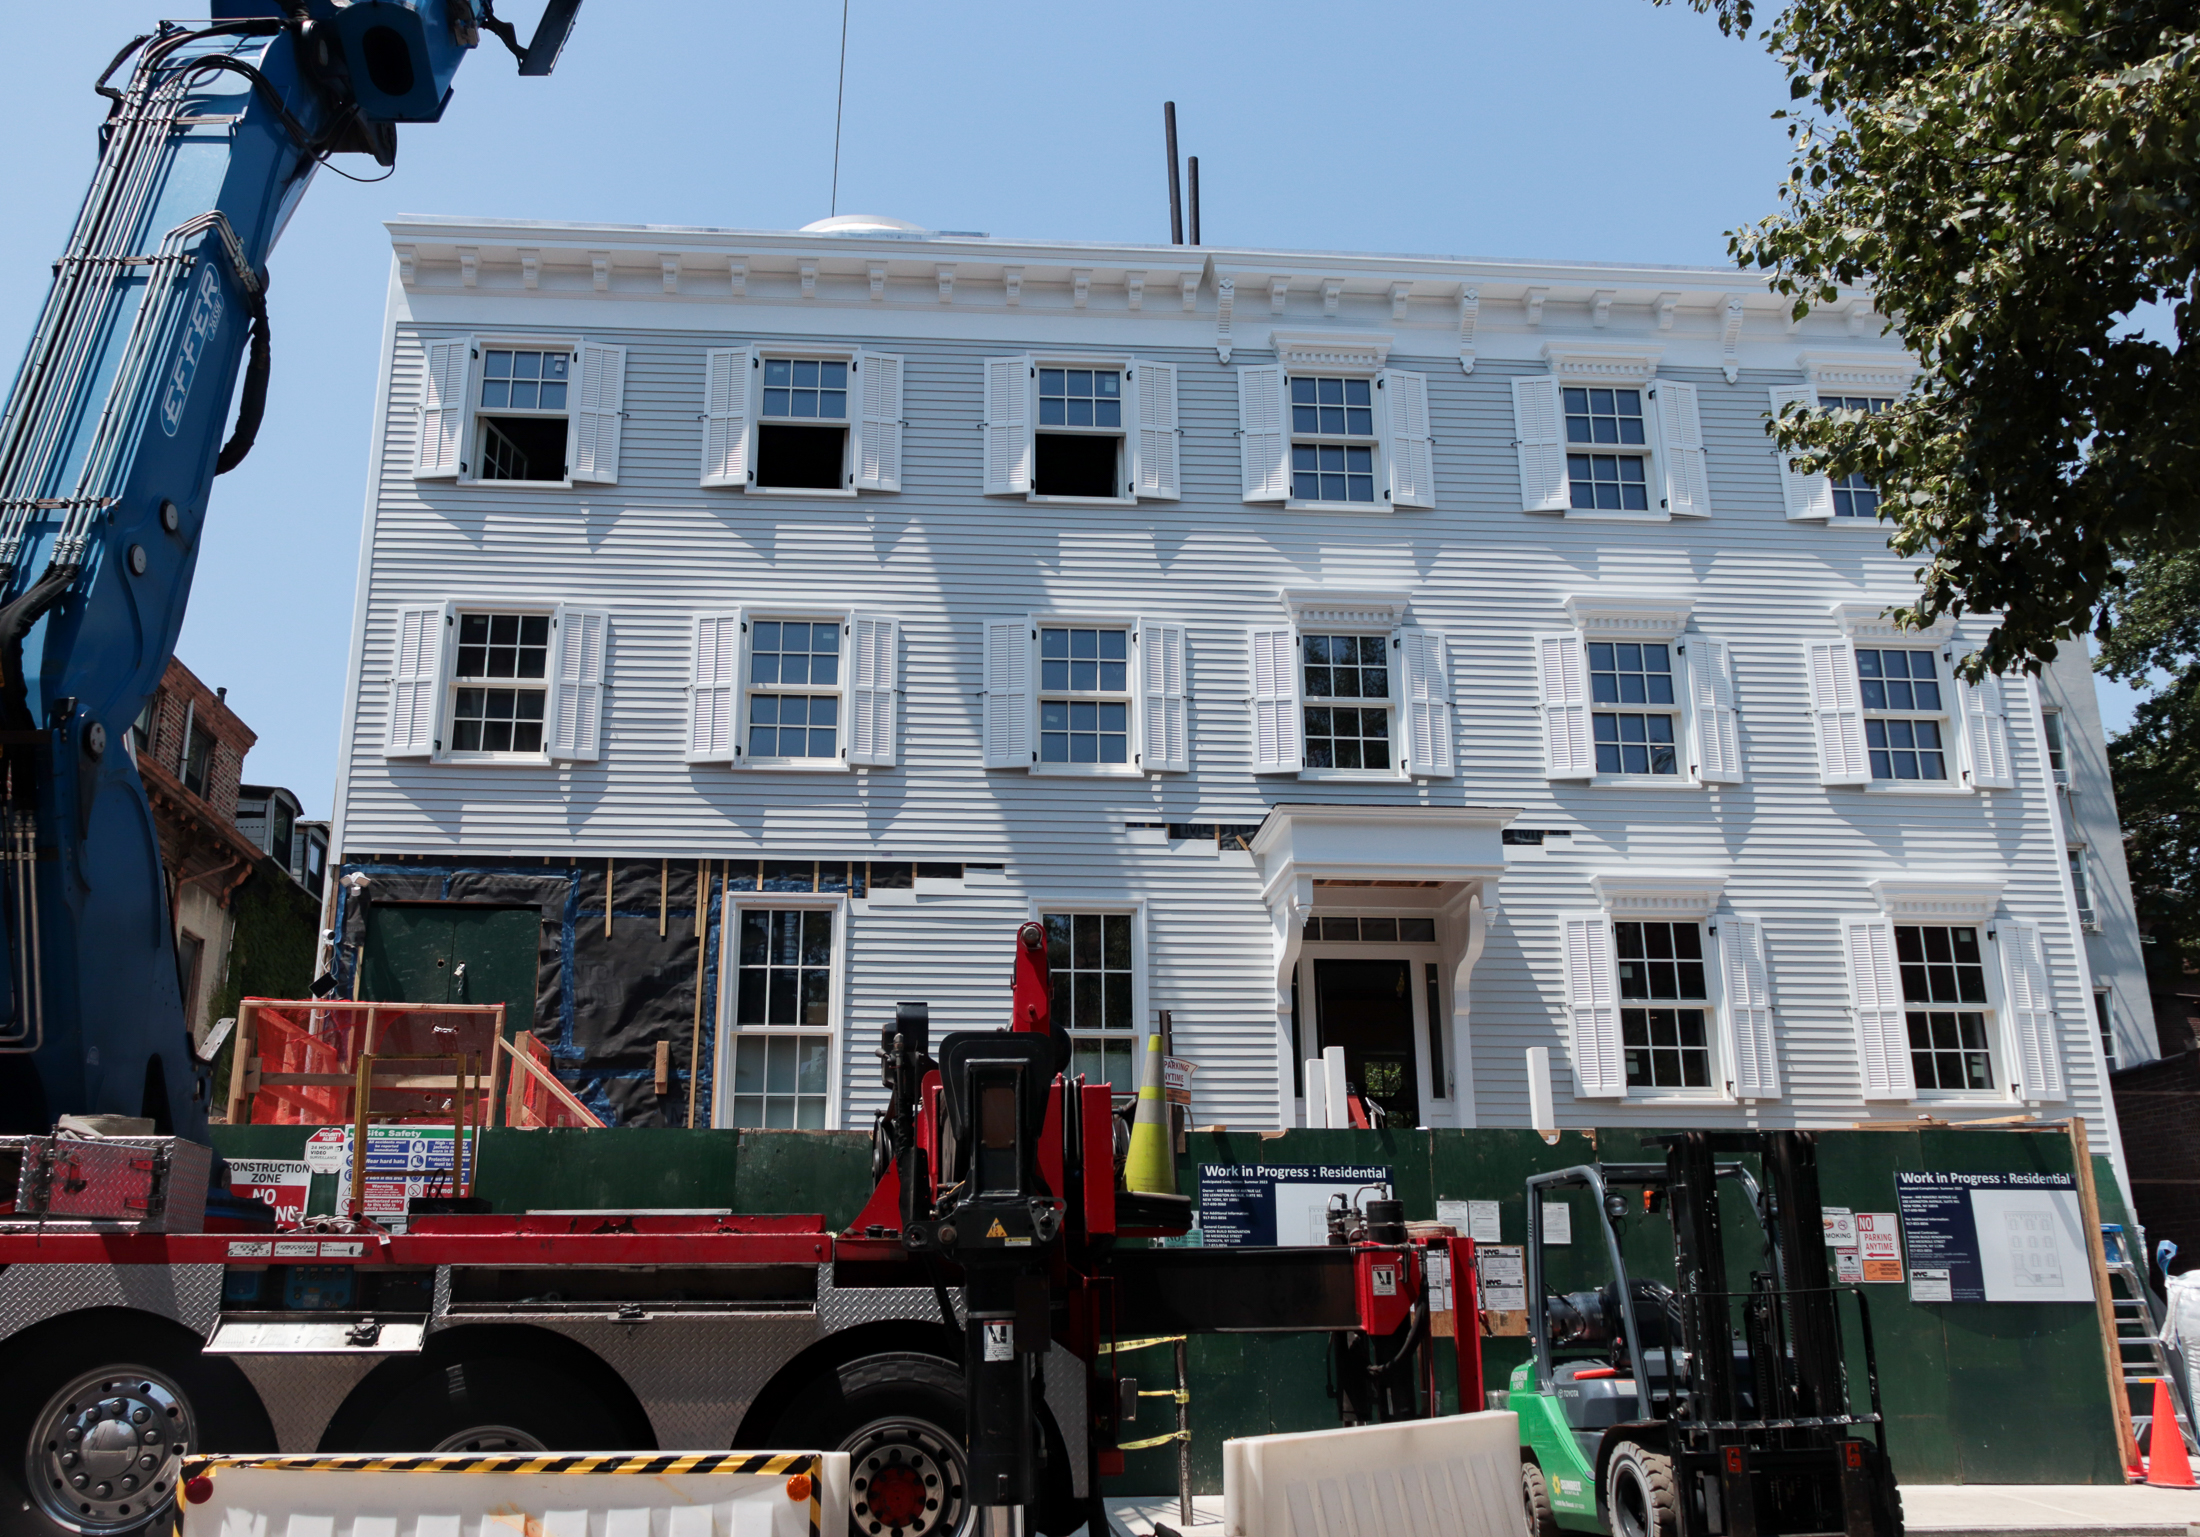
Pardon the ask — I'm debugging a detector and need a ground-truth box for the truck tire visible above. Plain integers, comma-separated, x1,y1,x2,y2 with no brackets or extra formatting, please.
338,1356,638,1454
0,1318,272,1537
776,1353,971,1537
1519,1458,1560,1537
1605,1442,1679,1537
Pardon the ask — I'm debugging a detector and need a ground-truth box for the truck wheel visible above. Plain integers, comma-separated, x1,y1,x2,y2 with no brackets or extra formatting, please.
339,1358,633,1454
1519,1458,1560,1537
777,1353,970,1537
1605,1442,1679,1537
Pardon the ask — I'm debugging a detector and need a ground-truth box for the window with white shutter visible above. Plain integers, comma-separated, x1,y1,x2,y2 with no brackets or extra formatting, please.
1686,635,1742,784
701,346,755,488
1768,386,1834,520
445,606,553,760
414,338,471,479
686,611,744,764
1237,366,1289,503
854,353,905,493
1561,914,1625,1097
1248,626,1300,773
1998,917,2064,1100
1958,673,2014,789
1512,376,1568,513
982,618,1034,768
1399,627,1453,777
1807,641,1870,786
1720,916,1779,1098
1138,622,1190,773
1535,632,1593,779
1844,918,1916,1099
570,344,625,484
383,603,449,756
1133,361,1180,500
548,605,609,760
1380,369,1434,508
467,339,575,484
845,614,899,766
1653,379,1710,517
742,617,848,765
755,354,855,492
983,357,1033,496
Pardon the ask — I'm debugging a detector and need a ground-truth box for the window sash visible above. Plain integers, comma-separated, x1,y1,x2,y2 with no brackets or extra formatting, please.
743,617,847,763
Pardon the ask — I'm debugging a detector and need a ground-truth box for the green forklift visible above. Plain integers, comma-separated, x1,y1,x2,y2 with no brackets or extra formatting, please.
1508,1131,1903,1537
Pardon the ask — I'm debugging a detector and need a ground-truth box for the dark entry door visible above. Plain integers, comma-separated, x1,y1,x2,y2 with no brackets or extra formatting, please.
1314,958,1419,1127
359,904,537,1039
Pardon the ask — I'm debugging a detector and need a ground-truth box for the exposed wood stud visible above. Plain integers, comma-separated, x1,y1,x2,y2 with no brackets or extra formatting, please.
654,1039,671,1095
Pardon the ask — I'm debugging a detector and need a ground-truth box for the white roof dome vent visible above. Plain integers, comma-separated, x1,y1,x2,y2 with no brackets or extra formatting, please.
800,214,933,239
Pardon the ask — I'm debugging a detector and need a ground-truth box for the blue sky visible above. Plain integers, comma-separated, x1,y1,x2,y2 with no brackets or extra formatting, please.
0,2,2141,812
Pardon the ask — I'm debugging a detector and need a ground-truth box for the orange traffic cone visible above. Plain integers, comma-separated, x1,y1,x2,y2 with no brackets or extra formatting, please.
2146,1379,2196,1488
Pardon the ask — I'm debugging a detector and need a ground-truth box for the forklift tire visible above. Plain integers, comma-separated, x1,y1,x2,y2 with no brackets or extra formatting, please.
1519,1459,1561,1537
1605,1442,1679,1537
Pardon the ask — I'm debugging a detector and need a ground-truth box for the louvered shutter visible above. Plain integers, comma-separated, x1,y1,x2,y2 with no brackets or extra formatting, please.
571,344,625,484
1769,386,1835,520
1512,376,1568,513
685,611,743,764
1381,369,1434,508
1959,672,2014,789
1535,632,1593,779
1807,641,1869,785
844,614,899,767
983,357,1031,496
1138,621,1189,773
982,618,1033,768
1399,627,1453,777
548,606,609,760
383,603,448,756
1249,626,1300,774
413,337,470,478
1687,634,1742,784
1655,379,1711,517
1238,365,1288,502
1844,919,1915,1099
1561,915,1624,1097
701,346,754,488
1133,361,1180,500
1721,917,1780,1098
1998,917,2065,1100
855,352,904,492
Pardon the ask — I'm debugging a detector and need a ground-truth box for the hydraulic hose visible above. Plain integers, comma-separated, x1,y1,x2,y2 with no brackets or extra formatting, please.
215,272,269,475
0,562,84,737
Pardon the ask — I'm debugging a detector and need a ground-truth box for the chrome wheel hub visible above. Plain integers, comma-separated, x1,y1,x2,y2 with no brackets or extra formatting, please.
430,1426,548,1455
29,1368,192,1534
846,1417,967,1537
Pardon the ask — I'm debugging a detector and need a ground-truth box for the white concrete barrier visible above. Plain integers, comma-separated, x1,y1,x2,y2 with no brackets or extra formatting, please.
1221,1411,1524,1537
181,1450,851,1537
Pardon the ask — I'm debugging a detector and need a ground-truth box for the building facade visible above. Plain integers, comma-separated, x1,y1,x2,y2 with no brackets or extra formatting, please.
324,215,2133,1178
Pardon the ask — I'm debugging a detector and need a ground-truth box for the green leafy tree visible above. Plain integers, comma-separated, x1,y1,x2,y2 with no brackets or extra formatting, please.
1665,0,2200,679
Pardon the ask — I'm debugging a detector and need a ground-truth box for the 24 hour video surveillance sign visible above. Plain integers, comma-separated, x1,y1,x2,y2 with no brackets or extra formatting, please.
1894,1170,2095,1304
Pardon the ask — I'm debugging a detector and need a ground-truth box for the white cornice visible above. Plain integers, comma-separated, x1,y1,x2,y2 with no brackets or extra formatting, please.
1590,873,1728,920
1829,601,1952,644
1563,594,1694,638
1270,330,1392,370
1868,877,2005,922
1800,350,1919,394
1542,341,1662,384
1282,589,1412,628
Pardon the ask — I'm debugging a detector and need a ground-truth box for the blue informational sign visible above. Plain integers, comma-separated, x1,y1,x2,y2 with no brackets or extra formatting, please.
1198,1163,1394,1247
1894,1170,2089,1304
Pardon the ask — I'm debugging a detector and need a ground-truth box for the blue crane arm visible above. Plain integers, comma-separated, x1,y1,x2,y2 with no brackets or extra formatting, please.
0,1,576,1138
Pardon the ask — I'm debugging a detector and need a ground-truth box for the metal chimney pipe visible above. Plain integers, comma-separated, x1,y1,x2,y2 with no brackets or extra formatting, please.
1188,156,1201,246
1163,102,1183,245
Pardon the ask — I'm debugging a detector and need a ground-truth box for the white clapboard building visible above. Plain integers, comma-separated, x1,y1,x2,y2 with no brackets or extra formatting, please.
324,212,2140,1166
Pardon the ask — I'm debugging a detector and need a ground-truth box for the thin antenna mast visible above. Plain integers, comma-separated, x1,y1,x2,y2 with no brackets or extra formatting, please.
830,0,851,216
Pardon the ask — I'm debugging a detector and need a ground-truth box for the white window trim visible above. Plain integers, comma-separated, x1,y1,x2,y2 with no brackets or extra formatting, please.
1559,596,1709,788
1586,874,1737,1104
1027,897,1148,1083
459,334,582,489
438,598,561,766
748,342,864,499
2094,986,2118,1073
1828,603,1973,795
1267,333,1426,515
711,889,849,1131
1781,354,1921,527
740,608,858,773
1294,917,1447,1122
1028,612,1143,776
1028,352,1137,506
2068,845,2099,930
1278,589,1423,782
1865,878,2024,1105
1535,344,1695,523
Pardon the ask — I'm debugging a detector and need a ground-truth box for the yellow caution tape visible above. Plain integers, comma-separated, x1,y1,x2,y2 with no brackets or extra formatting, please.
1095,1334,1187,1356
1115,1430,1190,1452
1136,1389,1190,1403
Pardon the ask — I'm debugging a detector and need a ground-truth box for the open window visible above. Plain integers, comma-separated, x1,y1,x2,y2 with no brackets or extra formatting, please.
411,334,625,486
702,347,902,495
983,356,1178,502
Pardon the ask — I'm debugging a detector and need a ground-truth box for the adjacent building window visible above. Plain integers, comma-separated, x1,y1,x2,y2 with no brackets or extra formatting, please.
747,621,841,761
1043,910,1135,1092
450,611,550,755
1589,642,1678,775
476,347,571,482
1038,626,1129,764
756,358,850,491
1564,387,1650,512
2069,846,2096,926
728,908,833,1128
2096,988,2117,1071
1615,921,1712,1090
1821,395,1892,518
1857,647,1947,781
1896,924,1992,1090
131,698,153,761
1290,376,1377,504
2042,709,2068,784
182,721,214,797
1302,633,1391,771
1035,368,1125,498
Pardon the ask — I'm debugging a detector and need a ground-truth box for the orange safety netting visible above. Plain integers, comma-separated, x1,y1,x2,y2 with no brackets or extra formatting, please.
231,1000,506,1127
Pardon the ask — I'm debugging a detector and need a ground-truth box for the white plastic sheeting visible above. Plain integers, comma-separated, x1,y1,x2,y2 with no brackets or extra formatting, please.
1221,1410,1525,1537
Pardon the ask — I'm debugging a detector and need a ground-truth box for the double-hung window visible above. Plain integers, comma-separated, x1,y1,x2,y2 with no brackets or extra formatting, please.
983,355,1179,501
684,610,900,770
1809,612,2012,790
1235,342,1433,510
720,905,837,1128
1563,387,1651,513
1821,395,1892,518
982,616,1188,774
1249,595,1453,779
1590,642,1678,775
411,334,626,486
2069,846,2097,928
380,601,610,764
1042,909,1137,1093
2095,989,2117,1071
1509,355,1708,518
1896,924,1993,1090
1616,921,1712,1090
1535,600,1740,784
702,346,904,495
756,358,851,490
2041,710,2069,785
1301,633,1392,771
1772,364,1913,522
1857,647,1948,781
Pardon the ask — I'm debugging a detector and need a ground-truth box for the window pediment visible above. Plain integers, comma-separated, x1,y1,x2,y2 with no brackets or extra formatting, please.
1543,342,1662,384
1868,877,2004,922
1589,873,1727,919
1269,331,1392,371
1799,351,1917,396
1562,594,1693,639
1281,589,1411,630
1830,601,1953,645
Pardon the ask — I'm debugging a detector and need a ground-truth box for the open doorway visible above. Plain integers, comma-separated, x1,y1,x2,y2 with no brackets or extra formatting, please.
1312,957,1421,1127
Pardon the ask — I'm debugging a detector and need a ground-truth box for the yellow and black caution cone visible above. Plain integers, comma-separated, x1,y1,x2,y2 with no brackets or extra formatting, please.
1124,1031,1176,1195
